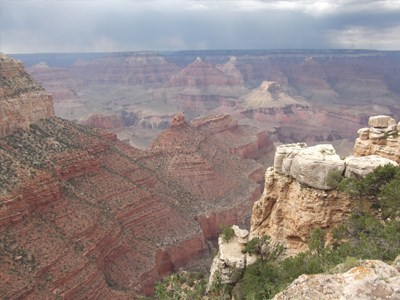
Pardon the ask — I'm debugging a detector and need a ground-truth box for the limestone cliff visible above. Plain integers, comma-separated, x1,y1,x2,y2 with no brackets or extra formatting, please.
250,120,398,254
250,167,353,255
0,54,54,137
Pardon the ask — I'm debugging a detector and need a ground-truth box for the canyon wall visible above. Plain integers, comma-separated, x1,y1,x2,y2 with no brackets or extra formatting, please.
0,54,54,137
0,55,263,298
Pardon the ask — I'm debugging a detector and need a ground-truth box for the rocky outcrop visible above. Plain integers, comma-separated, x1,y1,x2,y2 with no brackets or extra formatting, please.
250,116,399,255
241,81,301,109
207,226,251,290
170,112,186,127
0,54,54,137
273,258,400,300
345,155,398,178
354,115,400,163
250,167,352,255
274,144,345,190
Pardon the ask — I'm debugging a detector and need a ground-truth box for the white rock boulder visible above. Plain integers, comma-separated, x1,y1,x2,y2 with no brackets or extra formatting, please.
344,155,398,178
368,115,396,128
288,144,345,190
273,143,307,174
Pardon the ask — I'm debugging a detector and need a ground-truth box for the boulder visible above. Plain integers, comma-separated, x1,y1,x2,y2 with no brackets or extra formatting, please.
345,155,398,178
273,143,307,174
288,144,345,190
232,225,249,244
357,127,370,140
368,115,396,128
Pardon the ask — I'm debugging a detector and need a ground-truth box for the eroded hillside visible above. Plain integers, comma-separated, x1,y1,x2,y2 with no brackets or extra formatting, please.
0,54,265,298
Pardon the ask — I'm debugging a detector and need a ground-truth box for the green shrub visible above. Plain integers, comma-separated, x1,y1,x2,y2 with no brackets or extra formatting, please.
379,176,400,219
326,169,344,188
244,237,261,256
220,225,234,243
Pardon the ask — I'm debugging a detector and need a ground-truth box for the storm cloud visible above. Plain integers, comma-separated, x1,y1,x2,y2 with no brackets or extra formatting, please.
1,0,400,53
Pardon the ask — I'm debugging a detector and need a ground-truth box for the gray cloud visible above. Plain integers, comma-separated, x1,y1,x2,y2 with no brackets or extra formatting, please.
0,0,399,53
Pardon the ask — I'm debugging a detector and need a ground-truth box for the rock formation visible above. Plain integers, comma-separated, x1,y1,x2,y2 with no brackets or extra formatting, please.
273,257,400,300
0,54,54,137
354,115,400,163
250,167,353,255
250,118,399,254
241,81,301,109
274,143,345,190
207,226,254,291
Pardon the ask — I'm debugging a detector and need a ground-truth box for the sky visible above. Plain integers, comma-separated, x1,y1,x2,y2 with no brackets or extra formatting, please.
1,0,400,54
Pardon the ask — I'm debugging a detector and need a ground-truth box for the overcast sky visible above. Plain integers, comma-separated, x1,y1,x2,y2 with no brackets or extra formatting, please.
1,0,400,54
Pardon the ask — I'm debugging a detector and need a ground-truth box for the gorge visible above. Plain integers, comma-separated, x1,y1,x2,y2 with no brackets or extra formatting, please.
2,50,400,299
0,54,267,298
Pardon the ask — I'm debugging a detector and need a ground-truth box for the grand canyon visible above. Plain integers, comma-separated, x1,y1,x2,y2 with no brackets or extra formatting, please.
1,48,400,299
16,50,400,154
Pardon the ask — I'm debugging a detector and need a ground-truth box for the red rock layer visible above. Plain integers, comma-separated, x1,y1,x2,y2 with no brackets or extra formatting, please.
0,115,261,298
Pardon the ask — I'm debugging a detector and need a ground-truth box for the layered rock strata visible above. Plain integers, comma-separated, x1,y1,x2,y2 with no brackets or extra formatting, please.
354,115,400,163
0,54,54,137
0,55,263,298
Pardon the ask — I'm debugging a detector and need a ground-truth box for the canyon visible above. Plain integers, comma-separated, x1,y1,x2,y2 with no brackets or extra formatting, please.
3,49,400,298
16,50,400,154
0,54,268,298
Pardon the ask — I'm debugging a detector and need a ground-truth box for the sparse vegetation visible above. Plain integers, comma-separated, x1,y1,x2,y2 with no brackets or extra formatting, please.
326,169,344,188
155,272,207,299
220,225,234,243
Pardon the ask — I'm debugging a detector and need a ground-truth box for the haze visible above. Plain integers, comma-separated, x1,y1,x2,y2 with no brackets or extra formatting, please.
1,0,400,54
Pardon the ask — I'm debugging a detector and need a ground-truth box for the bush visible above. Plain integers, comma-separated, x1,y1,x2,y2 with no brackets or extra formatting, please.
308,228,326,256
220,225,234,243
326,169,344,188
339,164,399,198
379,176,400,219
244,237,261,256
241,261,282,300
